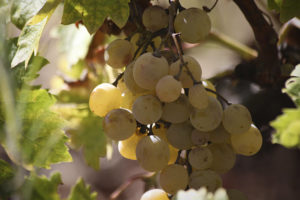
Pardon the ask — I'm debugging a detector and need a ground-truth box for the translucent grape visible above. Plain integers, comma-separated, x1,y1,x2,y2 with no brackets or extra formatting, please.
140,189,169,200
132,95,163,124
166,122,193,150
103,108,136,141
190,96,223,132
118,130,145,160
124,62,146,94
142,6,168,32
188,83,209,109
133,52,169,90
161,94,191,123
89,83,122,117
188,147,213,170
174,8,211,43
209,143,236,174
159,164,189,194
169,55,202,88
223,104,252,134
189,170,222,192
191,129,210,146
136,135,170,171
156,75,182,103
105,39,134,68
230,124,262,156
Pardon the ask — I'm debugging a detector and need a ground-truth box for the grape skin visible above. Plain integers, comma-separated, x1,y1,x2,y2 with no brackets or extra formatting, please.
156,75,182,103
132,95,163,125
136,135,170,172
140,189,169,200
124,62,146,94
142,6,168,32
118,131,145,160
189,170,222,192
188,147,213,170
166,122,194,150
191,129,210,146
188,83,209,109
133,52,169,90
103,108,136,141
174,8,211,43
89,83,122,117
105,39,134,68
159,164,189,194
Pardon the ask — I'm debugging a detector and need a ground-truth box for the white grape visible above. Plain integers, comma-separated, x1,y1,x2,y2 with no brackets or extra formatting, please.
118,131,145,160
140,189,169,200
191,129,210,146
124,62,146,94
188,147,213,170
188,83,209,109
166,122,193,150
189,170,222,192
156,75,182,103
142,6,169,32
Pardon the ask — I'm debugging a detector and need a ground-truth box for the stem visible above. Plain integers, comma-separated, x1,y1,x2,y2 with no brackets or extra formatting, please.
208,30,258,60
205,88,232,105
203,0,219,13
112,72,124,86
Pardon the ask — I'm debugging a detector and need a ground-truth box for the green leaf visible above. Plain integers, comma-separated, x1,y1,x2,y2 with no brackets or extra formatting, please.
20,173,62,200
268,0,300,22
283,77,300,107
271,108,300,148
67,178,97,200
69,111,107,170
0,159,15,198
62,0,130,34
11,0,61,68
10,0,47,29
174,188,229,200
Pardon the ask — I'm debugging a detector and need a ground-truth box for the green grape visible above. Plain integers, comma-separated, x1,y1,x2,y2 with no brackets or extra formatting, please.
159,164,189,194
209,124,231,144
209,143,236,174
133,52,169,90
103,108,136,141
124,62,146,94
156,75,182,103
89,83,122,117
169,55,202,88
190,96,223,132
118,130,145,160
166,122,193,150
227,189,248,200
191,129,210,146
188,83,209,109
142,6,168,32
174,8,211,43
132,95,163,124
230,124,262,156
223,104,252,134
188,147,213,170
189,170,222,192
161,94,191,123
202,80,217,98
105,39,134,68
140,189,169,200
136,135,170,172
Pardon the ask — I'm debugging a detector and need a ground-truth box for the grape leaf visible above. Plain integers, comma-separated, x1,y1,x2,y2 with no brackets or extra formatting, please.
174,188,228,200
67,178,97,200
20,173,62,200
11,0,61,68
10,0,46,29
271,108,300,148
283,64,300,107
61,0,130,34
268,0,300,22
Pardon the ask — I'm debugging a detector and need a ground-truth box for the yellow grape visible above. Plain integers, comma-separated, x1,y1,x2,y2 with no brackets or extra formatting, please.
142,6,168,32
188,147,213,170
118,130,145,160
89,83,122,117
140,189,169,200
191,129,210,146
124,62,146,94
156,75,182,103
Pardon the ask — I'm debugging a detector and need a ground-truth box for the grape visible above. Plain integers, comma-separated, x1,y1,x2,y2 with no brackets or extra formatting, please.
140,189,169,200
159,164,188,194
230,124,262,156
169,55,202,88
136,135,170,171
142,6,168,32
227,189,248,200
130,33,162,55
202,80,217,98
161,94,191,123
189,170,222,191
118,130,145,160
166,122,193,150
188,83,209,109
209,124,231,144
132,95,163,124
89,83,122,117
190,96,223,132
168,145,179,164
133,52,169,90
103,108,136,141
188,147,213,170
156,75,182,103
124,62,146,94
209,143,236,174
191,129,210,146
105,39,134,68
174,8,211,43
223,104,252,134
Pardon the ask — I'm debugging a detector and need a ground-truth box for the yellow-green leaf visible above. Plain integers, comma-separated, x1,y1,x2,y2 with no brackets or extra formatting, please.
67,178,97,200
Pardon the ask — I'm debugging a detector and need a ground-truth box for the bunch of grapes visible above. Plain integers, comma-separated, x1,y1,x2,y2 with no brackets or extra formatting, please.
89,3,262,200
